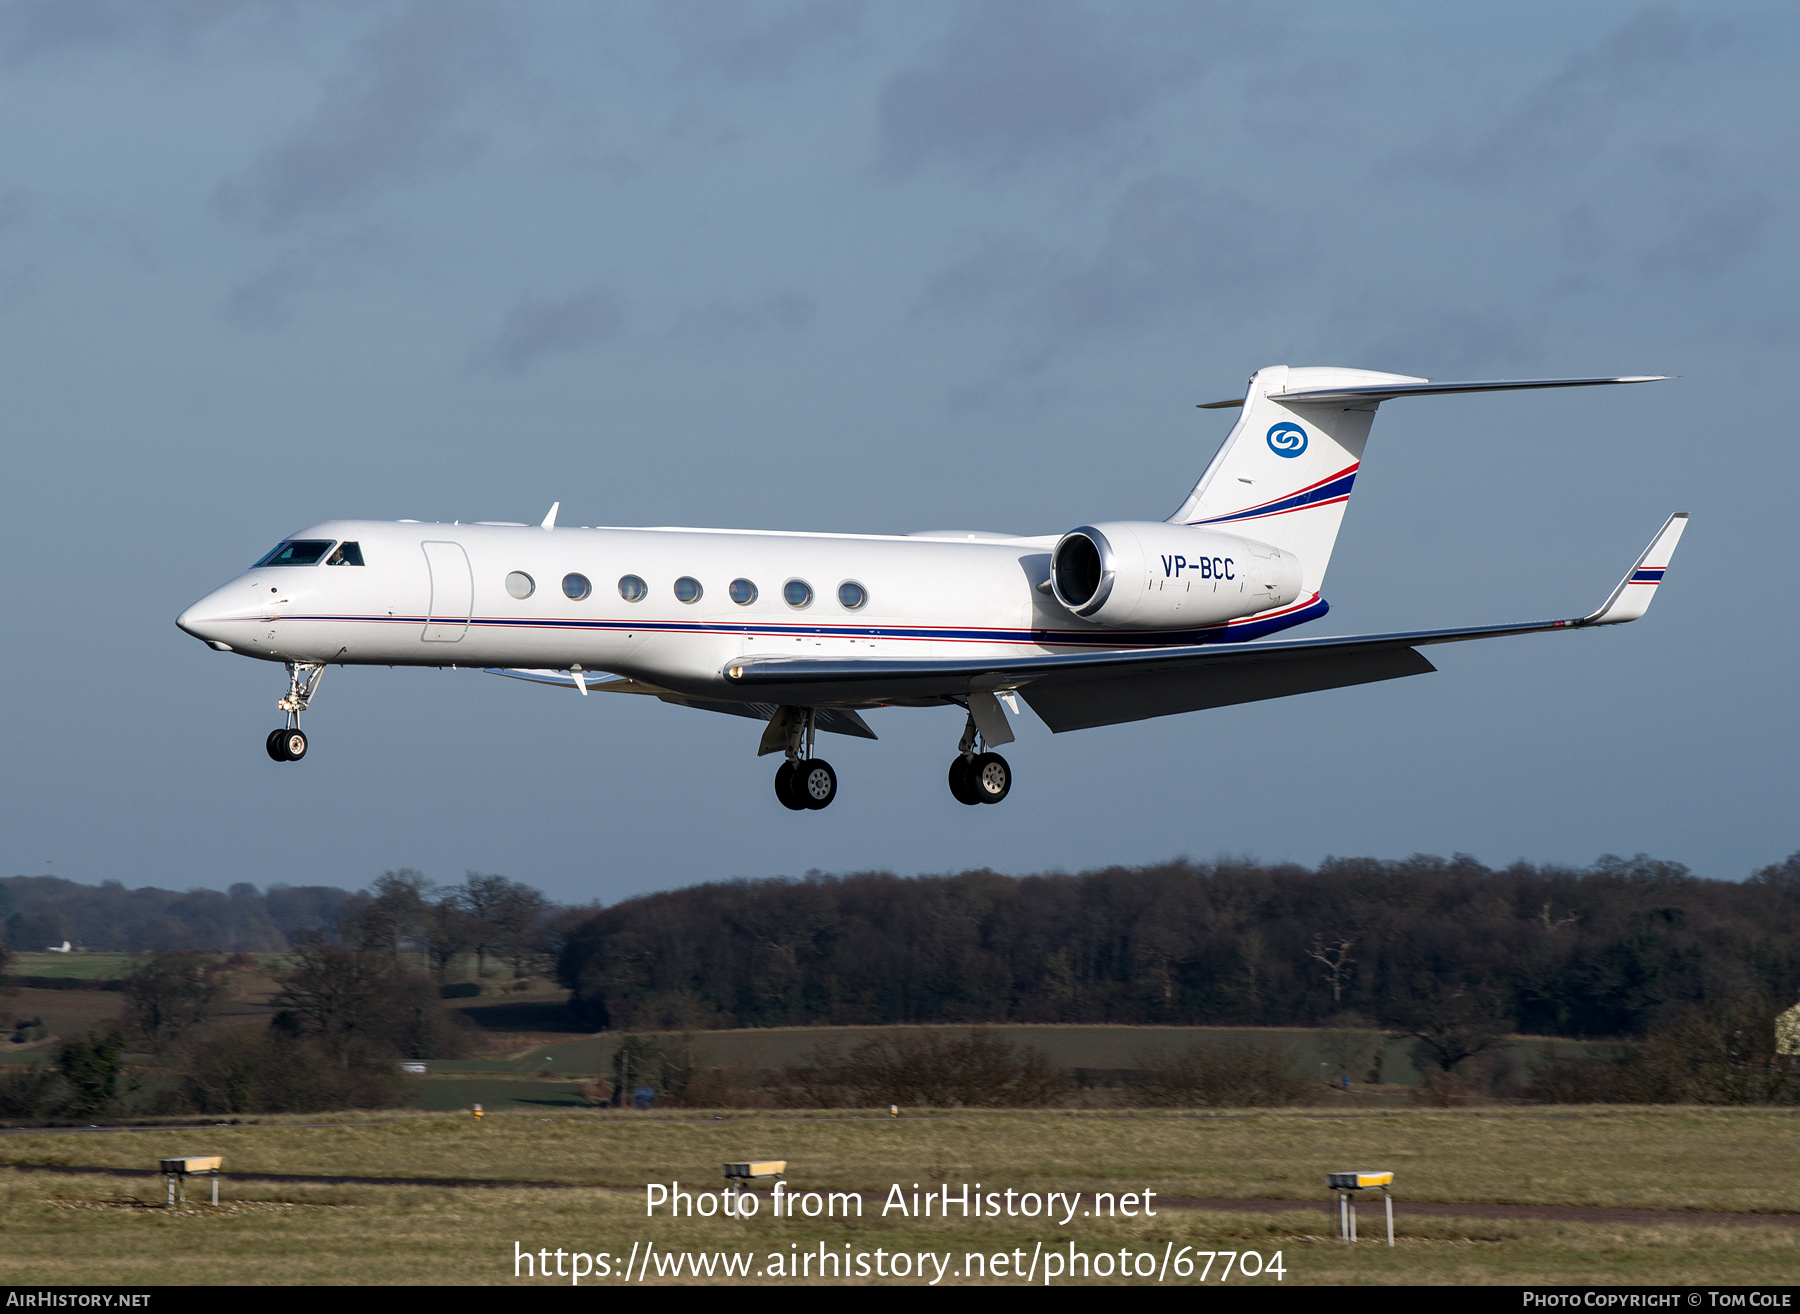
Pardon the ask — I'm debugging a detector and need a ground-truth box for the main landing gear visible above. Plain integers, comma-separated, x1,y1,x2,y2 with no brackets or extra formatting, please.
771,708,838,811
947,704,1011,805
265,662,324,763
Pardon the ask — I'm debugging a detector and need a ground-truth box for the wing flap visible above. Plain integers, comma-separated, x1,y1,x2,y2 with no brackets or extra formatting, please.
484,668,876,739
1020,646,1437,731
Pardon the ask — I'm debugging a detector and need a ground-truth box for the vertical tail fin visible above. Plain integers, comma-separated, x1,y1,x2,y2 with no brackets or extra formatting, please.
1173,366,1670,600
1169,365,1425,598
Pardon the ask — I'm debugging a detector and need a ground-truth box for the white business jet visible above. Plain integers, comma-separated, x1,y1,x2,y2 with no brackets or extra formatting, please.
178,366,1685,811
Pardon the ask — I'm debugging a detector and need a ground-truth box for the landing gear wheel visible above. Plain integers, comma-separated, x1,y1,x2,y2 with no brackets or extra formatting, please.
968,752,1011,803
266,729,289,762
280,729,308,762
798,759,837,810
774,761,807,811
947,755,981,805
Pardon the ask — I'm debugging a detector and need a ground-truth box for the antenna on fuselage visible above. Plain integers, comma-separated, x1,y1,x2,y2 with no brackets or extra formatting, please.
541,501,559,530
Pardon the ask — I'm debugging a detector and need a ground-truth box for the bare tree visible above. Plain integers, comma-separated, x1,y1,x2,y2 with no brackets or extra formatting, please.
1390,978,1508,1073
454,873,547,978
121,952,224,1052
1305,934,1356,1005
275,931,400,1067
1536,904,1579,932
424,896,476,982
338,870,434,967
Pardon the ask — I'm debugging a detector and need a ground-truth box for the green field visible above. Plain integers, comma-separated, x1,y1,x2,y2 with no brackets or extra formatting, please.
7,952,140,981
412,1024,1599,1111
5,952,295,981
1,1106,1796,1285
422,1023,1598,1079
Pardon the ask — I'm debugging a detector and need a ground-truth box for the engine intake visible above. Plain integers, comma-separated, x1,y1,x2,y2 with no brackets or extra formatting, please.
1051,527,1115,616
1048,521,1301,628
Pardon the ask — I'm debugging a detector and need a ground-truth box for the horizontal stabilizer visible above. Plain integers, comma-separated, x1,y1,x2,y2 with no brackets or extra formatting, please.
1265,375,1669,406
1198,375,1669,408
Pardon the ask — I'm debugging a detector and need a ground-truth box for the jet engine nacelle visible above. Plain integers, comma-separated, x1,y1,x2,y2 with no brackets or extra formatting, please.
1049,522,1302,628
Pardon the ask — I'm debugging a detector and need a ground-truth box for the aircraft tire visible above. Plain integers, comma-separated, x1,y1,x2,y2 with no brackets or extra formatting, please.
281,729,308,762
266,729,289,761
947,755,980,805
969,752,1011,804
775,761,807,810
799,759,837,810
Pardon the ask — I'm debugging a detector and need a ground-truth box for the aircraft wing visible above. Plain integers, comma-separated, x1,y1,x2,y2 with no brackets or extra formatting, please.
724,513,1688,732
485,667,878,739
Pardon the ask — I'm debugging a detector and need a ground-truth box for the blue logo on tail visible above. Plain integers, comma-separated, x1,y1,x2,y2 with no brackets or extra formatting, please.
1267,422,1307,458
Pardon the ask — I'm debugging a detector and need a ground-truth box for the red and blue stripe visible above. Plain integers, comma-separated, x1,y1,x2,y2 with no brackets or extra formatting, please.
1184,463,1359,527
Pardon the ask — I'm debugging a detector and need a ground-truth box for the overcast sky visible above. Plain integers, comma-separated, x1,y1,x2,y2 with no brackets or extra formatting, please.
2,1,1795,905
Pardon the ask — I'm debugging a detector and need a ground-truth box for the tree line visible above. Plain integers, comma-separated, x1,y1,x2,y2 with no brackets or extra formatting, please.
0,869,570,1120
1,876,349,952
0,939,475,1120
0,869,584,968
556,851,1800,1041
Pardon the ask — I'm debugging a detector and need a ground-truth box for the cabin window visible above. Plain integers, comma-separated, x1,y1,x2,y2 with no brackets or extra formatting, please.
729,578,758,605
674,576,703,604
327,542,364,566
783,579,813,608
505,571,535,599
254,540,334,567
562,573,592,601
618,575,648,602
837,580,867,610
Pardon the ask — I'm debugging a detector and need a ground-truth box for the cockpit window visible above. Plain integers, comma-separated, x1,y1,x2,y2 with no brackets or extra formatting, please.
327,542,364,566
254,540,335,567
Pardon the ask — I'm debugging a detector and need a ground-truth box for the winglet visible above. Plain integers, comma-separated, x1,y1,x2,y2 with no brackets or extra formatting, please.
542,501,559,529
1581,513,1689,626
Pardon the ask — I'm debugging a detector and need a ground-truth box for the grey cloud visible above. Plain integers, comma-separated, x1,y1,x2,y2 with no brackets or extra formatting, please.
676,292,814,340
658,0,863,82
479,287,624,374
222,255,311,330
219,228,393,330
877,0,1203,174
922,176,1284,347
216,1,511,231
1320,298,1543,382
0,0,258,63
1639,197,1768,278
1433,9,1731,184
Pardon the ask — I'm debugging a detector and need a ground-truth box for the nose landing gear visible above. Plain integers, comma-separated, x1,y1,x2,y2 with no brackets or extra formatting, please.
770,708,838,810
265,662,324,763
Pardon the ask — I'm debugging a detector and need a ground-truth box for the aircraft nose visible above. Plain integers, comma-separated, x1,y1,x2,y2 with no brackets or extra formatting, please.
177,587,245,650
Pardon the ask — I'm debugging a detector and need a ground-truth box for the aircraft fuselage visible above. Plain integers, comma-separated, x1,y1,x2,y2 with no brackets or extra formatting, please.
177,518,1317,707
